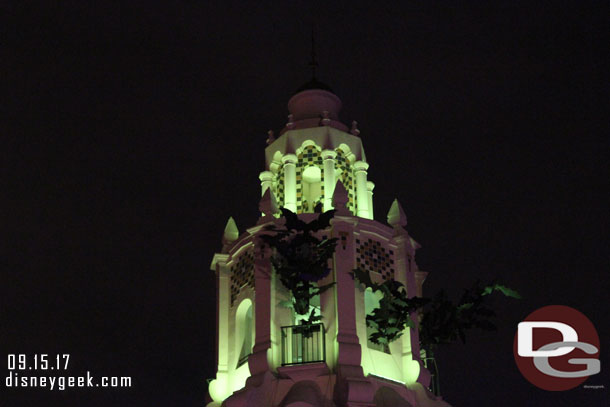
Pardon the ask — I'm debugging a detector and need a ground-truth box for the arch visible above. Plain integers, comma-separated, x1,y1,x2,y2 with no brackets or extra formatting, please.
373,386,413,407
296,139,322,155
235,298,254,367
336,143,354,162
296,143,324,213
280,380,324,407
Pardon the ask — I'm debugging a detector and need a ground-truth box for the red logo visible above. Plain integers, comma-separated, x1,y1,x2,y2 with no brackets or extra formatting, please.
513,305,600,391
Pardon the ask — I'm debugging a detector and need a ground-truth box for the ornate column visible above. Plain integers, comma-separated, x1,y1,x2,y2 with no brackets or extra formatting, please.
247,241,272,386
366,181,375,220
332,183,375,406
216,261,230,371
258,171,274,196
353,161,370,219
208,254,231,403
392,233,425,385
282,154,297,213
322,150,337,212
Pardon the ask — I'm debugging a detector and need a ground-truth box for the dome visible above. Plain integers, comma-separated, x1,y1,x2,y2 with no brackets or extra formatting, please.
280,77,349,134
287,87,342,122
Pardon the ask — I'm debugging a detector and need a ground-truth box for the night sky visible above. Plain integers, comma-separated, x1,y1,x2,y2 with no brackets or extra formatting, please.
2,1,609,406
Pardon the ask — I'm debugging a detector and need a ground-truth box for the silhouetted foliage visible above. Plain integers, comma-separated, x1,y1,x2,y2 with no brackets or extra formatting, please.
419,280,521,352
263,208,521,346
351,268,428,345
260,207,338,324
353,268,521,350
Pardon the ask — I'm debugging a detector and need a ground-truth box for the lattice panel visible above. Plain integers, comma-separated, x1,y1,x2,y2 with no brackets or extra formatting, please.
276,170,285,208
230,248,255,305
275,147,358,214
356,238,395,280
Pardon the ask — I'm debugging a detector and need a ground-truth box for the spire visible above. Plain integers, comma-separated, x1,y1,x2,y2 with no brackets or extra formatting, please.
288,27,343,130
309,27,318,80
293,26,334,95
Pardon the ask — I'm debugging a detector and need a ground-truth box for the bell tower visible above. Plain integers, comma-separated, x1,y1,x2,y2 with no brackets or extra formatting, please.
208,81,451,407
263,80,369,217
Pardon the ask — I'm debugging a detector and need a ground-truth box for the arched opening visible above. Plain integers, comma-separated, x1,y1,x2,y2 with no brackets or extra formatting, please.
293,287,321,325
301,166,322,213
365,287,390,353
235,298,254,367
334,147,356,214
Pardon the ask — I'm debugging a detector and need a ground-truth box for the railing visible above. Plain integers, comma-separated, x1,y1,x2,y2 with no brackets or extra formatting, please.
281,323,325,366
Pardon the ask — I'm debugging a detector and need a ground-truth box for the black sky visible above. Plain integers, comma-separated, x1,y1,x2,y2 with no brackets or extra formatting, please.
2,1,609,406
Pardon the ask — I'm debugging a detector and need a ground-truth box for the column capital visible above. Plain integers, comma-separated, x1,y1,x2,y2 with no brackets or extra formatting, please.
258,170,274,182
353,160,369,172
281,154,298,165
366,181,375,191
321,149,337,159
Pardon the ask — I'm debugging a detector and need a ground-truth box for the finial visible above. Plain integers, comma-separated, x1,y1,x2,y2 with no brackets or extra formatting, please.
350,120,360,136
309,27,318,80
258,188,278,222
387,198,407,228
222,217,239,249
321,110,330,126
266,130,275,145
286,113,295,129
332,180,350,216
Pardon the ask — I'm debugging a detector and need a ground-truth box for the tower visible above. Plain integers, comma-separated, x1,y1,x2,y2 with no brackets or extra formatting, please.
208,80,451,407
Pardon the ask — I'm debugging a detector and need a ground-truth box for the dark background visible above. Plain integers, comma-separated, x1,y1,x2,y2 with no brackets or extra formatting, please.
2,1,608,406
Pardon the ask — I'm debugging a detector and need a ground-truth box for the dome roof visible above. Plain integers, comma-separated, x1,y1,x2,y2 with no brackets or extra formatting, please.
294,78,334,94
280,77,348,134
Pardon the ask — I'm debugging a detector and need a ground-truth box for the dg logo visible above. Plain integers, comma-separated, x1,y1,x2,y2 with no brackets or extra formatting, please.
513,305,601,391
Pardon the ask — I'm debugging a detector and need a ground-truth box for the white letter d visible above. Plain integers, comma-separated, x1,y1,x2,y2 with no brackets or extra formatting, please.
518,321,577,357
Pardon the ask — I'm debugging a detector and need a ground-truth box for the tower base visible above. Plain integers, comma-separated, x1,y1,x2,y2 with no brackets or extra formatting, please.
207,363,451,407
